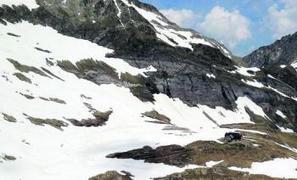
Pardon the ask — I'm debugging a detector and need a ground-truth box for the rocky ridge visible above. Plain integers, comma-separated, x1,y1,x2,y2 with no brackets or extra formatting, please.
0,0,297,179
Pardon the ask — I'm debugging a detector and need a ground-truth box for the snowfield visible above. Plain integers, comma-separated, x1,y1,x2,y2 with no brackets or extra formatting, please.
229,158,297,179
0,0,39,10
0,20,296,179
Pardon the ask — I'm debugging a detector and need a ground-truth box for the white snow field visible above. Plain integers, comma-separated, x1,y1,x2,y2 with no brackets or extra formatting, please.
0,0,39,10
229,158,297,179
0,21,296,179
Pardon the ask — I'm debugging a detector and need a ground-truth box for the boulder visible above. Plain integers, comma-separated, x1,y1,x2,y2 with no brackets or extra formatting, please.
224,132,242,142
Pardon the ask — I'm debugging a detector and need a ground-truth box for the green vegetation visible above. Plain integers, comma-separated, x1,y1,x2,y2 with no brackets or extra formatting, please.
49,97,66,104
7,58,48,77
93,110,113,121
130,86,154,102
121,73,145,84
89,171,132,180
57,60,79,73
19,92,35,100
156,128,297,179
57,59,118,79
39,96,67,105
13,72,32,83
41,67,64,81
156,166,276,180
184,118,297,169
26,115,68,130
186,138,297,168
2,154,16,161
142,110,171,124
2,113,17,123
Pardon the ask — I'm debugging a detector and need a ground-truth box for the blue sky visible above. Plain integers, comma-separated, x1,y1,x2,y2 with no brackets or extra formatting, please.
141,0,297,56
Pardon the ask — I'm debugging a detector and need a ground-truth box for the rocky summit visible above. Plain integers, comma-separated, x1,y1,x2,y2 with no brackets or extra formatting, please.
0,0,297,179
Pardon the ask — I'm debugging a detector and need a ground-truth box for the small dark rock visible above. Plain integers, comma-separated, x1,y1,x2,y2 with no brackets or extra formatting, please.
224,132,242,142
142,110,171,124
7,32,21,37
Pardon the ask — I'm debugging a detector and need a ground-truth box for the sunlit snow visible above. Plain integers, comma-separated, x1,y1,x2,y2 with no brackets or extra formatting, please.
0,20,276,179
0,0,39,10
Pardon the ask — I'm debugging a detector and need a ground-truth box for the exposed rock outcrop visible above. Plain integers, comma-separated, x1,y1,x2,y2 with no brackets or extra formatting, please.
107,145,192,167
243,32,297,68
68,110,112,127
142,110,171,124
89,171,132,180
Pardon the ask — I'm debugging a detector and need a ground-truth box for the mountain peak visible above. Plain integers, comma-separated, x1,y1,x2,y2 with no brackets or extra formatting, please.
244,31,297,69
1,1,297,179
0,0,231,58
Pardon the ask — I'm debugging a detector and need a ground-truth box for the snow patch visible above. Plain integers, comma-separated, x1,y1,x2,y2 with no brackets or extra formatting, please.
0,21,250,179
206,160,223,167
292,62,297,69
280,65,287,68
241,79,264,88
230,66,260,77
198,96,268,125
206,73,216,79
277,126,294,133
276,110,287,119
0,0,39,10
229,158,297,179
0,21,155,77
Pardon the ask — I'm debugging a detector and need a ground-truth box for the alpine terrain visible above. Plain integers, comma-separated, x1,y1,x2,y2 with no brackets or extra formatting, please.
0,0,297,179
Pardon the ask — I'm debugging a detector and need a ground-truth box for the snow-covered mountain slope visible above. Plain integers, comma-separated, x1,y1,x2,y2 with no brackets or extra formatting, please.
0,0,231,58
0,0,297,179
0,20,273,179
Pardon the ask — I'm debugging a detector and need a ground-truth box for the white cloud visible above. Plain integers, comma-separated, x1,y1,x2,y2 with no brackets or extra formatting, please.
160,9,198,27
198,6,251,49
267,0,297,38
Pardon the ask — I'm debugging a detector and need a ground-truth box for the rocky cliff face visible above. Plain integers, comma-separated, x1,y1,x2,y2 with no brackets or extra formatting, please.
3,0,296,127
244,32,297,69
1,0,297,179
244,31,297,92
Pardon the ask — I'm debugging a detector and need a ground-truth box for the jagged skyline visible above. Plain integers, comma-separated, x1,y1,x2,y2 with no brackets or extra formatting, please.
142,0,297,56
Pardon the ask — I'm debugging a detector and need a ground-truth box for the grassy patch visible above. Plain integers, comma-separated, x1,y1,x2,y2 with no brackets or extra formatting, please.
130,86,155,102
156,166,276,180
57,59,118,79
186,132,297,168
13,72,32,83
49,98,66,104
57,60,79,74
39,97,66,104
142,110,171,124
68,110,112,127
275,132,297,149
41,67,64,81
19,92,35,100
2,154,16,161
7,58,48,77
2,113,17,123
121,72,145,84
89,171,132,180
25,114,68,130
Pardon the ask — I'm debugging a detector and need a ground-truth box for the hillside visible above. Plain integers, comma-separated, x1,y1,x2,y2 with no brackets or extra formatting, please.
0,0,297,179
